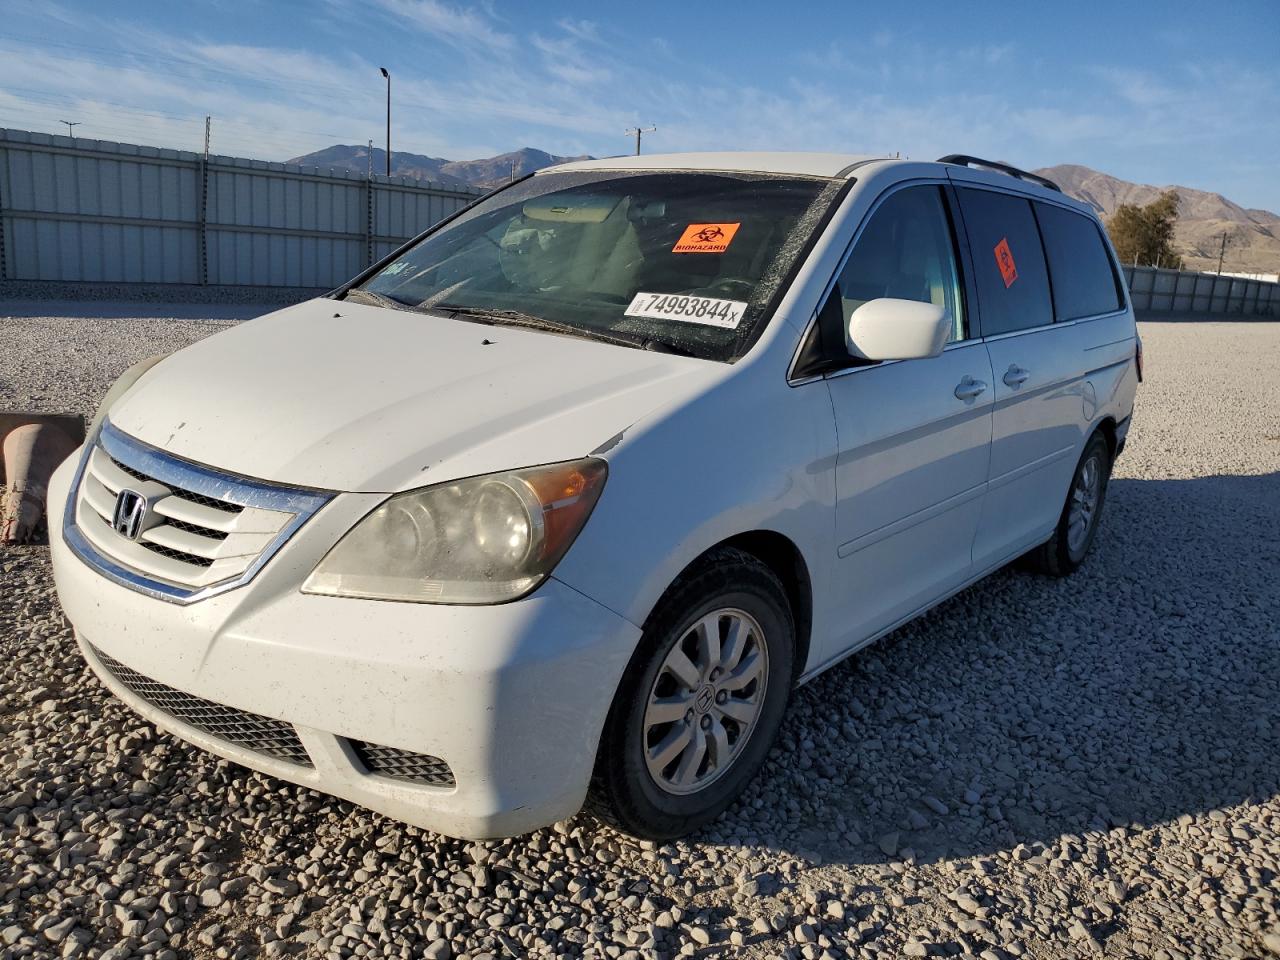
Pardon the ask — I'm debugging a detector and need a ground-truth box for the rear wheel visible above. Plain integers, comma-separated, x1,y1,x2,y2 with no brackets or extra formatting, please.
587,548,794,840
1025,431,1111,577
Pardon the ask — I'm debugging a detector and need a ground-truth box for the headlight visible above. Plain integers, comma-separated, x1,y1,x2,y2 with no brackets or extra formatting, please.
302,459,607,604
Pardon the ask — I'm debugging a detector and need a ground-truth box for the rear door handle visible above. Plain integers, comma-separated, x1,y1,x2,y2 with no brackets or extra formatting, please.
1003,365,1030,387
954,376,988,401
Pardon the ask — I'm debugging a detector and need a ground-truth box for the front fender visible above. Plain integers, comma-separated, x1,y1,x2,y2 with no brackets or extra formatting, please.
552,368,838,673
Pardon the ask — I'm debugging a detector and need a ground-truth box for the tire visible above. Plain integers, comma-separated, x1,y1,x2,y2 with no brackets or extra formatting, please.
587,547,794,840
1025,431,1112,577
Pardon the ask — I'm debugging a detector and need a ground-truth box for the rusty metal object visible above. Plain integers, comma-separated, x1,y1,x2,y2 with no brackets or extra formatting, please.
1,413,84,544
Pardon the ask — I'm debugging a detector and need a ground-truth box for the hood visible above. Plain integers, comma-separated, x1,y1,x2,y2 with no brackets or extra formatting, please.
109,299,721,492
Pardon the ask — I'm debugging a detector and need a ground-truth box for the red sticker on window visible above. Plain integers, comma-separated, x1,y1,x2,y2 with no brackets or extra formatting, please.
673,222,740,253
994,237,1018,288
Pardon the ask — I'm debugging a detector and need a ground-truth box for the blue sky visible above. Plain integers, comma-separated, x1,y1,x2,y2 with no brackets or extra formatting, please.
2,0,1278,210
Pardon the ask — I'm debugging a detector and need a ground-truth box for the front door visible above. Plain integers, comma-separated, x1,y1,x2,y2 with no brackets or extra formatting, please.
819,184,994,660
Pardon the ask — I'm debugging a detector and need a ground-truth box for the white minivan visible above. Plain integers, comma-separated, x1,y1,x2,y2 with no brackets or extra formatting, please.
49,152,1139,840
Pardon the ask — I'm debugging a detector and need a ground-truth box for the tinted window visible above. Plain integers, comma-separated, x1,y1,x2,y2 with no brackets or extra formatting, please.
955,187,1053,336
828,186,965,349
1035,202,1123,320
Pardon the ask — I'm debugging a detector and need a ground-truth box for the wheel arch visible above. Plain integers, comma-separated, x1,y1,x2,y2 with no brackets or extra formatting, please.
641,529,814,684
1093,415,1118,461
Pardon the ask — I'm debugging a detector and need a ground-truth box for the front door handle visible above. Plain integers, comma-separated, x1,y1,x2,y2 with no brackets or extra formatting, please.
954,376,988,401
1003,365,1030,387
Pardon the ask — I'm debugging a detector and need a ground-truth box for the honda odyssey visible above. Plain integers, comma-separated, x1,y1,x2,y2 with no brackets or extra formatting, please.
49,152,1139,840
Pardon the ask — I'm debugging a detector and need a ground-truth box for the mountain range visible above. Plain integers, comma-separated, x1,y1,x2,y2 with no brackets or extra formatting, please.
287,144,590,190
287,145,1278,275
1034,164,1279,274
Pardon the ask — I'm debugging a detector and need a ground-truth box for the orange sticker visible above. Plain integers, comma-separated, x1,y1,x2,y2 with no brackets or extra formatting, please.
673,222,740,253
994,237,1018,288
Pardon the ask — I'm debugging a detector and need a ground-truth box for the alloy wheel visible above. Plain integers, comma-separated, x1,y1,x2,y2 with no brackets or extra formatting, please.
642,608,769,796
1067,454,1101,553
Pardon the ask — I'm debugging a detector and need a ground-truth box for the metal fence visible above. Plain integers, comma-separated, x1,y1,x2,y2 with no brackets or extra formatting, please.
3,126,1279,316
1123,265,1280,318
0,128,483,289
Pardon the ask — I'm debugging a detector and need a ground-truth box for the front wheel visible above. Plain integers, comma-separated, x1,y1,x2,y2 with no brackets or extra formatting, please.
587,548,794,840
1025,431,1112,577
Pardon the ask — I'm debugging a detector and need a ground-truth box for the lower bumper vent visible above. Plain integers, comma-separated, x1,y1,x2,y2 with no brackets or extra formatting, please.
89,644,313,768
350,740,454,787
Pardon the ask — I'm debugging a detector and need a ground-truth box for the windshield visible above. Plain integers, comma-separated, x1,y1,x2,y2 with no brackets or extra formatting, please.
357,169,843,362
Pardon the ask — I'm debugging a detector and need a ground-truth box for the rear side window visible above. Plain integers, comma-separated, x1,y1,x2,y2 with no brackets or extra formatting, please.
955,187,1053,336
1034,203,1124,320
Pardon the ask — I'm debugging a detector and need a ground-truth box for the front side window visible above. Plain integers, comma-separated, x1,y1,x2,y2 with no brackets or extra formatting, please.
356,170,843,362
955,187,1053,336
832,185,965,345
1034,202,1124,320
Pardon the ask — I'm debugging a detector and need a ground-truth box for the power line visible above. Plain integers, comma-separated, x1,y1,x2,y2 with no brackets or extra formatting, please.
625,125,656,155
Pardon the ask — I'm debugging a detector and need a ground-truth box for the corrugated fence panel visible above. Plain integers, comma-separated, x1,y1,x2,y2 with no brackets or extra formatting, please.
6,127,1273,309
1121,265,1279,317
0,127,482,288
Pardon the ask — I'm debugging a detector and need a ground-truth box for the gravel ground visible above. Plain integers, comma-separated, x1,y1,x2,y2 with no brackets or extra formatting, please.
2,310,1278,960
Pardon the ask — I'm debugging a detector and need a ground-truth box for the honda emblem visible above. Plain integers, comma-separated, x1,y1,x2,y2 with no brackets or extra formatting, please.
112,489,147,540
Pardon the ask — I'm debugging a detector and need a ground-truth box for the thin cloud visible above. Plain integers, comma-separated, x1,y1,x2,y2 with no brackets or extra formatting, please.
0,6,1276,210
368,0,513,51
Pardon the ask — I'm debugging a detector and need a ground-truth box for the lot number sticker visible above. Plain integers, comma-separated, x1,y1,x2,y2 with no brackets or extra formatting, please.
624,292,747,329
672,222,740,253
994,237,1018,288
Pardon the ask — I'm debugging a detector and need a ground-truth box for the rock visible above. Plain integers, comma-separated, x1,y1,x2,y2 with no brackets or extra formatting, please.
923,796,949,816
42,917,77,943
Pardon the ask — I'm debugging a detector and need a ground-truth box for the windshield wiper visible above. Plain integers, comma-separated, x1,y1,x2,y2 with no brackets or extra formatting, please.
432,304,647,351
342,288,416,312
640,336,699,357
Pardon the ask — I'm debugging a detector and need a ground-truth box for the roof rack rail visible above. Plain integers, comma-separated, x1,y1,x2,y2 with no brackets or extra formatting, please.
936,154,1061,193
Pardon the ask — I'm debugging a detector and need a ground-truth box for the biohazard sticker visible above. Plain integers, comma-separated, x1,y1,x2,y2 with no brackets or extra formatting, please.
624,292,746,329
994,237,1018,288
673,222,740,253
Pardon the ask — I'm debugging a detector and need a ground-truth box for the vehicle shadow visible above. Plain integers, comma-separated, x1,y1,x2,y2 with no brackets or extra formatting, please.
704,470,1280,866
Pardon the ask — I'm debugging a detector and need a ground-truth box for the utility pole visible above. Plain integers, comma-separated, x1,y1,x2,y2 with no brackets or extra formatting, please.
59,120,80,137
1216,233,1228,275
368,140,374,179
510,158,516,182
379,67,391,176
625,125,656,155
203,116,211,160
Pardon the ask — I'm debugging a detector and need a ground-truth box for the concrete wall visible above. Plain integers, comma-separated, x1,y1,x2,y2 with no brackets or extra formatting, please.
1123,265,1279,318
0,128,481,290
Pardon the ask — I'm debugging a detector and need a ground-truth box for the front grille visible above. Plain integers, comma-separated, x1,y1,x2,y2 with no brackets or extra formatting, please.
90,644,313,767
68,421,330,603
139,540,216,567
350,740,454,787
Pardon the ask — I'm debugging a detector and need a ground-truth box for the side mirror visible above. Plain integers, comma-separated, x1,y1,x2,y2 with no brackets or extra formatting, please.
847,298,950,361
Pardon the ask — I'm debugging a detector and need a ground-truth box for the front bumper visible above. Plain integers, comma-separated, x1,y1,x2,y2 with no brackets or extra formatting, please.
47,453,642,839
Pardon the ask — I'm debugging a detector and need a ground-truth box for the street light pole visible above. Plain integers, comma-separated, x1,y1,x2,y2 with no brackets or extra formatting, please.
379,67,391,177
59,120,80,137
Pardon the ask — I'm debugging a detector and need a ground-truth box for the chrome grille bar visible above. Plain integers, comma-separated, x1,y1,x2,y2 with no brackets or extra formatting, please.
64,419,333,604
